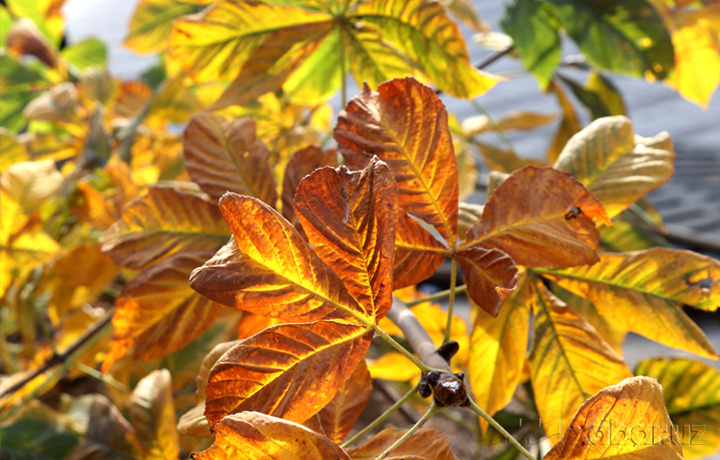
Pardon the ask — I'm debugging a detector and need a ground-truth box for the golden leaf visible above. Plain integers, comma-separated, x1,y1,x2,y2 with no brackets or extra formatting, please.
455,247,518,317
281,145,338,228
393,210,449,290
129,369,180,459
346,426,455,460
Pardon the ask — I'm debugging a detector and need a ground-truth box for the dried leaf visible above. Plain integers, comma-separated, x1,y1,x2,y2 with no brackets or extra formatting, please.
393,210,449,290
100,187,229,270
183,112,277,205
541,248,719,358
102,251,225,373
205,321,372,426
193,412,350,460
456,247,518,317
335,78,459,246
129,369,180,459
530,281,633,443
554,116,675,218
544,377,683,459
346,426,455,460
294,157,398,321
189,194,364,323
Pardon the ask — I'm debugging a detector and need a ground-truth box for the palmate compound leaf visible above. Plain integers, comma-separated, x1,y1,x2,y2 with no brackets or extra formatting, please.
635,357,720,459
335,77,459,247
346,426,455,460
101,250,226,373
100,187,230,270
544,376,684,460
204,321,373,426
460,165,611,268
183,112,278,206
554,116,675,219
468,273,533,434
530,279,633,443
293,157,398,321
539,248,719,359
193,412,350,460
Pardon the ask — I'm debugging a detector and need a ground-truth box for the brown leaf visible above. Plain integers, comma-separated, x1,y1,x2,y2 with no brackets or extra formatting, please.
129,369,180,459
455,247,517,317
193,412,350,460
102,251,225,373
100,187,229,270
461,166,609,268
204,321,372,426
189,193,365,323
7,18,57,68
393,210,449,289
544,377,683,459
282,145,338,226
347,427,455,460
294,158,398,320
312,359,372,444
184,112,278,205
335,78,459,246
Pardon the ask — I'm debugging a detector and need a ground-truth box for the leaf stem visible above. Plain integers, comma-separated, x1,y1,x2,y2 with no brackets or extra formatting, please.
442,258,458,344
404,284,467,307
466,398,535,460
371,325,437,373
375,402,442,460
342,383,420,449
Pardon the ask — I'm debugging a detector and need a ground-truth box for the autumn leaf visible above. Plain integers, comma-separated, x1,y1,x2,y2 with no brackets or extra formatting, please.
124,0,209,55
101,251,225,373
635,357,720,459
193,412,351,460
392,210,449,290
308,359,373,444
346,426,455,460
544,376,684,460
460,166,610,268
455,246,518,317
100,187,229,270
204,321,372,426
183,112,277,205
554,116,675,219
293,157,398,321
281,145,338,228
128,369,180,459
468,273,532,433
335,78,459,246
530,280,633,442
461,111,557,137
540,248,719,359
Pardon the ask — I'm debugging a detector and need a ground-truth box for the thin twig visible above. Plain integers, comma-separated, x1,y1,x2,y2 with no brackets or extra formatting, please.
436,44,515,96
376,402,442,460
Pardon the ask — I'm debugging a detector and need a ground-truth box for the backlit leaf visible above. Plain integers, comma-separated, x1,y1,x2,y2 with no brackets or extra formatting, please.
102,251,225,373
204,321,372,426
189,193,365,323
281,145,338,227
456,247,518,317
469,273,532,433
294,157,398,321
544,376,684,459
100,187,229,270
473,141,527,174
346,426,455,460
635,357,720,459
530,281,633,443
125,0,208,55
462,111,557,137
460,166,609,268
335,78,459,246
61,37,107,70
554,116,675,218
546,0,674,80
193,412,350,460
392,211,449,290
367,352,419,382
183,112,277,205
540,248,719,358
312,359,372,444
1,158,63,215
129,369,180,460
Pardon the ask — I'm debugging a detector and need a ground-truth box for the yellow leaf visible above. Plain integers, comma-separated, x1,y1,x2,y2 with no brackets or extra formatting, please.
183,112,278,205
554,116,675,219
193,412,350,460
124,0,209,55
541,248,719,359
462,111,556,137
367,352,420,382
530,281,633,443
0,158,63,215
22,82,77,122
0,129,29,172
204,321,372,426
544,376,683,460
636,357,720,459
129,369,180,460
469,273,532,434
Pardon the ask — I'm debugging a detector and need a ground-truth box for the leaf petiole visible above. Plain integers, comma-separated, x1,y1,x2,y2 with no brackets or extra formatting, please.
466,398,535,460
375,401,442,460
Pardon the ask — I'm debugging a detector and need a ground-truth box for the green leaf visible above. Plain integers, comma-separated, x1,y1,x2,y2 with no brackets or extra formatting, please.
0,419,79,459
501,0,561,88
61,38,107,70
546,0,674,79
125,0,207,54
635,357,720,460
